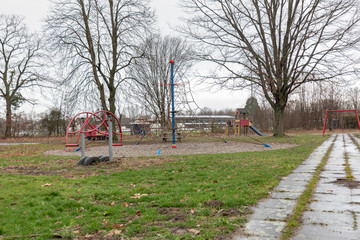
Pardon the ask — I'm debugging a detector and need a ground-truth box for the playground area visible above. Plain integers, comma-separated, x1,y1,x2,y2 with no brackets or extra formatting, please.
47,140,295,158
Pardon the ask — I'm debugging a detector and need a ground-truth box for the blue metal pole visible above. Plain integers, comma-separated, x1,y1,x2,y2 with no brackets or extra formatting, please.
170,60,176,148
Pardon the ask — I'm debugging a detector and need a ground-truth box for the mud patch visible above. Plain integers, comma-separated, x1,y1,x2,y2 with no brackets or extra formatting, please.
158,207,187,221
204,200,224,207
331,178,360,189
171,227,189,235
217,208,242,216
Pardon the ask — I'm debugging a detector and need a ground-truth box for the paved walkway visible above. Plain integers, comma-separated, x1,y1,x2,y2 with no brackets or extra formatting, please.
234,134,360,240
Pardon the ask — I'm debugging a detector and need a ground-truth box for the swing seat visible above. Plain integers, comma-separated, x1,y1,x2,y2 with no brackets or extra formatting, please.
65,144,78,147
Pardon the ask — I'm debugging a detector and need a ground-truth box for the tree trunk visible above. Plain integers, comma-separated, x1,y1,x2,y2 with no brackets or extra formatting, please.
273,105,286,136
108,92,119,141
5,99,12,138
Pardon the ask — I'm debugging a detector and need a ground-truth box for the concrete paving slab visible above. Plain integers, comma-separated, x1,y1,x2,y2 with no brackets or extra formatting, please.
284,172,313,182
350,195,360,204
244,220,286,237
249,206,293,221
302,210,354,226
292,224,357,240
273,181,307,192
324,165,346,171
256,199,297,210
314,183,351,195
234,235,278,240
317,178,339,185
270,191,301,200
292,165,317,173
319,171,346,178
350,203,360,213
312,192,352,203
308,201,354,213
350,189,360,196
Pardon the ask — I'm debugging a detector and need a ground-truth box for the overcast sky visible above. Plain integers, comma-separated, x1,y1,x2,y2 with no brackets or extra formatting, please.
0,0,248,114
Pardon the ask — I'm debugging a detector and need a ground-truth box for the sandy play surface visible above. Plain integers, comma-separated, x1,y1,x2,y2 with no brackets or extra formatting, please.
46,141,296,158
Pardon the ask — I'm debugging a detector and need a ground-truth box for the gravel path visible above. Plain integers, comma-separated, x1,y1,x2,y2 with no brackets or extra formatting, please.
46,141,296,157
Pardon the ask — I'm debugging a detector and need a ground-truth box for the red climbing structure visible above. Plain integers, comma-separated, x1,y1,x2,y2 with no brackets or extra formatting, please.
65,110,122,147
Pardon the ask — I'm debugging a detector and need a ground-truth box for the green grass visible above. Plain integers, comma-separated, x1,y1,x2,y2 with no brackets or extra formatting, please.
0,134,328,239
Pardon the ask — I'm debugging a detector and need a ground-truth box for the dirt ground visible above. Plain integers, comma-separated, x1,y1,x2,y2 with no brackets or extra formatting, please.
46,141,296,158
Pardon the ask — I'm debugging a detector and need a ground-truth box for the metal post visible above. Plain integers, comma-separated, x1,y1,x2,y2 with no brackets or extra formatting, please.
355,109,360,133
322,110,328,135
170,59,176,148
81,118,85,158
108,115,113,161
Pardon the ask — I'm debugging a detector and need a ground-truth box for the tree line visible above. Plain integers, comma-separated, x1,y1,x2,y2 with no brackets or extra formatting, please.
1,0,360,138
2,82,360,137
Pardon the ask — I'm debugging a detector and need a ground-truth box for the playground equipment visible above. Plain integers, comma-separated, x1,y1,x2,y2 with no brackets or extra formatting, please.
322,109,360,135
85,123,108,140
155,59,177,148
170,59,176,148
65,111,122,162
228,108,267,136
65,110,122,147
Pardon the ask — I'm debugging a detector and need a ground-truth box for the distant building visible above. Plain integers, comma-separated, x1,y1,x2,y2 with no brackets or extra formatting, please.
176,115,235,131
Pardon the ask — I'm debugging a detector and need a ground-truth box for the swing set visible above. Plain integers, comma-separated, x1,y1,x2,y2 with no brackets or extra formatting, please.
322,109,360,135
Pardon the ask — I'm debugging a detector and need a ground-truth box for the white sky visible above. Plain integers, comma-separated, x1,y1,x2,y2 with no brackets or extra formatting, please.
0,0,249,115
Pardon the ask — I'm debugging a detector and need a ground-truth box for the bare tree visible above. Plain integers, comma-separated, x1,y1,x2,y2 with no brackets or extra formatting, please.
46,0,154,115
129,35,194,129
0,15,43,138
182,0,360,135
347,87,360,110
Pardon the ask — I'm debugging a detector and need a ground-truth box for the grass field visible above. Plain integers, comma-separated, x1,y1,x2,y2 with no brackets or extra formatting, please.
0,134,328,239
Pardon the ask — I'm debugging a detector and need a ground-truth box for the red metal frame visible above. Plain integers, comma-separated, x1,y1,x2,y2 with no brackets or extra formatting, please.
322,109,360,135
65,110,122,146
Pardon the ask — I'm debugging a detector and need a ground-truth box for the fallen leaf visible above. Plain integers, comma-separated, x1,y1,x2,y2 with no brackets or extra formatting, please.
110,201,115,206
213,180,218,184
102,219,109,226
131,193,148,199
55,221,62,225
42,183,52,187
105,229,122,237
122,202,129,207
73,230,80,234
190,208,195,214
136,210,141,216
189,229,200,235
112,224,124,229
10,202,17,205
